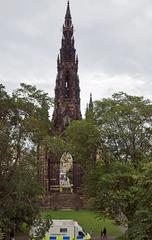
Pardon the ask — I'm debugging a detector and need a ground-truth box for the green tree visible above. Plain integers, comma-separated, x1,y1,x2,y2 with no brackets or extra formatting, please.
86,92,152,239
94,92,152,166
12,83,52,146
0,83,53,238
90,161,138,221
128,161,152,240
64,119,100,170
29,216,52,240
87,160,152,239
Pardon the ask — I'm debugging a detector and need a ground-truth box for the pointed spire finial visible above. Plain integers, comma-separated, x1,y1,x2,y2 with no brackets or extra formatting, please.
67,0,70,9
89,93,93,111
65,0,71,21
90,93,93,103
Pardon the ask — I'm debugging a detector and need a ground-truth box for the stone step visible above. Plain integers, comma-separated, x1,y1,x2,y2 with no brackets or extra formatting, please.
41,193,82,209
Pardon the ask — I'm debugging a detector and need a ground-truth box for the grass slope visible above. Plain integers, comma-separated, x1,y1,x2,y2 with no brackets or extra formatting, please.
41,210,121,237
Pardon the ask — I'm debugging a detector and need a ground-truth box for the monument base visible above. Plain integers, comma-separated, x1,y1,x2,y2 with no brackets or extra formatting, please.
41,192,84,210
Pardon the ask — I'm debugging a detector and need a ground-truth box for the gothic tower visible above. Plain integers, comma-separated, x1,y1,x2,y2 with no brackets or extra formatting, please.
52,1,82,134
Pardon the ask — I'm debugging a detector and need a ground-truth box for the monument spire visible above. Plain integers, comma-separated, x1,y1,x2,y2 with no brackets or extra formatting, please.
52,1,81,134
65,0,71,24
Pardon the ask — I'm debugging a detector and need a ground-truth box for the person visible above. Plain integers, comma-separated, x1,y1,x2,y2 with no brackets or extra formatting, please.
9,231,15,240
102,227,107,240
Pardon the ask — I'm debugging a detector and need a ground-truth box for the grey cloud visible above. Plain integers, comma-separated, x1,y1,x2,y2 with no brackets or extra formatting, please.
0,0,152,115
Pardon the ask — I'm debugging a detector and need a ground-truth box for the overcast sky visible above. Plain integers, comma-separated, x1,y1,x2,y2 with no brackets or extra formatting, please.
0,0,152,115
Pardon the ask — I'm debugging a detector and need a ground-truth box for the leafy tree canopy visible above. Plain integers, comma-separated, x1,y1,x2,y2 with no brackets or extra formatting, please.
94,92,152,165
64,119,100,170
0,83,53,238
84,92,152,239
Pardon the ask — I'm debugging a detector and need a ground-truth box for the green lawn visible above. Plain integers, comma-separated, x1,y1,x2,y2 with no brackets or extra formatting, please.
41,210,122,237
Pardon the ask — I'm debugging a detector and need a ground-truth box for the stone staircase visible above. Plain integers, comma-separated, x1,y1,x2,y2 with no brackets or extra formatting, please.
41,192,83,209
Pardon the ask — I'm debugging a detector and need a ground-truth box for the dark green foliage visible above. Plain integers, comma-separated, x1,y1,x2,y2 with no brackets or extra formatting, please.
0,83,53,238
116,236,127,240
87,161,138,220
94,92,152,165
64,119,100,171
84,92,152,240
127,162,152,239
1,84,152,240
0,229,4,240
87,160,152,240
29,216,52,240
